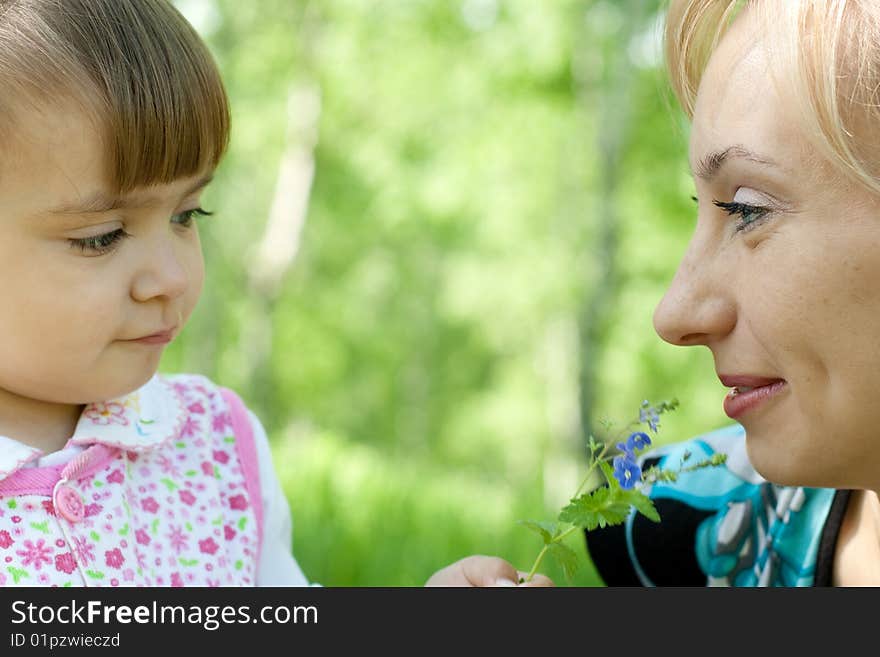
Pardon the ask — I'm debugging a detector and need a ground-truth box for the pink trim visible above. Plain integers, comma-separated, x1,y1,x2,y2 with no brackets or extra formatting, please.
220,388,263,556
0,447,120,497
0,464,65,496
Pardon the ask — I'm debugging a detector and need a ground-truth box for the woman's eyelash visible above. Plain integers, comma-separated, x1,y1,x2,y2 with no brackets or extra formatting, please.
711,199,772,233
68,207,214,256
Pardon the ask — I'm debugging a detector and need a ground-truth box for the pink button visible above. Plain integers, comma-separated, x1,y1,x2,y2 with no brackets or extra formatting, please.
54,483,84,523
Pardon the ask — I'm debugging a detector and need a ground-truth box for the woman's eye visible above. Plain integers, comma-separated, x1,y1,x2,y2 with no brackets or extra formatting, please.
172,207,214,228
68,229,132,256
711,199,772,233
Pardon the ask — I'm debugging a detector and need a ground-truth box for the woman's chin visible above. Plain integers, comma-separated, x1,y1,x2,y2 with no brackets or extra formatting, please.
745,436,817,488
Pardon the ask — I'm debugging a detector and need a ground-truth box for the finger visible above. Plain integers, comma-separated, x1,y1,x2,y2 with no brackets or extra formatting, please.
516,571,555,587
460,555,520,587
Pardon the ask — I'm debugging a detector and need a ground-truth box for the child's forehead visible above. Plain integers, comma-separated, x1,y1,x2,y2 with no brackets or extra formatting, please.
0,100,106,188
0,102,213,217
1,94,216,206
27,100,102,147
48,173,215,217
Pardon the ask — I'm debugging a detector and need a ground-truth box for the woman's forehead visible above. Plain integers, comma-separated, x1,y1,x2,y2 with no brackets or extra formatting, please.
689,16,810,183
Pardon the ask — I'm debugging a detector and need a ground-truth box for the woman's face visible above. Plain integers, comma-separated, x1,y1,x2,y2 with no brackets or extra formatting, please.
653,10,880,491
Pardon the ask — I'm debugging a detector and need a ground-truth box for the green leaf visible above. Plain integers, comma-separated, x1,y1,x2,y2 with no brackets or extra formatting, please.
86,570,105,580
597,459,617,486
160,478,178,492
8,567,28,584
646,466,678,483
547,542,579,581
620,489,660,523
516,519,557,544
558,487,632,531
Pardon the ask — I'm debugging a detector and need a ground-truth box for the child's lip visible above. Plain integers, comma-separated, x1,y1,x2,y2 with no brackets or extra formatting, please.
127,326,177,342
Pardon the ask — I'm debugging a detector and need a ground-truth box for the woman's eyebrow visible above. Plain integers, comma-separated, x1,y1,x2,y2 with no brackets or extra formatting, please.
693,145,782,182
46,174,214,216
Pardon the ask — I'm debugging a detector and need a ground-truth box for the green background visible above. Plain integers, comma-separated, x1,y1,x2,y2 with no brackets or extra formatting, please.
164,0,731,586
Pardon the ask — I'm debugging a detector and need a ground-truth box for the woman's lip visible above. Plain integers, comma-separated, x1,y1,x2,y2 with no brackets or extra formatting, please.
718,374,785,388
722,380,787,420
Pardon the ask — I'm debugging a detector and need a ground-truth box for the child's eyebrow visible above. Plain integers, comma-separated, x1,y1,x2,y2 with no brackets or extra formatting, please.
46,174,214,216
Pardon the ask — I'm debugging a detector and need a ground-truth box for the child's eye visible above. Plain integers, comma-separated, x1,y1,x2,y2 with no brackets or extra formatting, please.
68,229,132,256
711,199,772,233
68,208,214,256
172,207,214,228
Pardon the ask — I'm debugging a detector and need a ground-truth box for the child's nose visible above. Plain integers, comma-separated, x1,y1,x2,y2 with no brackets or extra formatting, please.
130,238,192,303
652,237,736,347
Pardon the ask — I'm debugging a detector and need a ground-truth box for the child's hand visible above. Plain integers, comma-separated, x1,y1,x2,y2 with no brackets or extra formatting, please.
425,555,554,587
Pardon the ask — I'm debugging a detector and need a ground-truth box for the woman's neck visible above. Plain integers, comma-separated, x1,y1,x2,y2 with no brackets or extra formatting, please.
832,489,880,586
0,388,84,454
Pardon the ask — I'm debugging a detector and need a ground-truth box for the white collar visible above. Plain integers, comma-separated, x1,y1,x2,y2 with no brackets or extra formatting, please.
0,375,185,482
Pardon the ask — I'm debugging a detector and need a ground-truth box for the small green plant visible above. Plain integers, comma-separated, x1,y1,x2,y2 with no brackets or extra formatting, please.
518,399,727,583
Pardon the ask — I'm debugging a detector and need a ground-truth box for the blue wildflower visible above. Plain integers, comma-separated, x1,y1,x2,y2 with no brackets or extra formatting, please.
612,454,642,490
625,431,651,453
639,403,660,432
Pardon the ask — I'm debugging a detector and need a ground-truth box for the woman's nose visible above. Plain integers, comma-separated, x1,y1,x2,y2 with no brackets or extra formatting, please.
130,236,191,303
652,236,737,347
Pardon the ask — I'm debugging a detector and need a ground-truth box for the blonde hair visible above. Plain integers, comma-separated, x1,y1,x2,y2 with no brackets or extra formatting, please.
665,0,880,195
0,0,230,193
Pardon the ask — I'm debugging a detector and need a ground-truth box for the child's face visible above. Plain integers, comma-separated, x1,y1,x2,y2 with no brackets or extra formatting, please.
0,103,207,405
653,8,880,491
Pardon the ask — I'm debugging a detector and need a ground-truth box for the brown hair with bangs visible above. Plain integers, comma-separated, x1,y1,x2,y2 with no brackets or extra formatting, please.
0,0,230,194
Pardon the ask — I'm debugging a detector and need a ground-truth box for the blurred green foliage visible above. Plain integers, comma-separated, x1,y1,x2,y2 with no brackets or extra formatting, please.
164,0,731,585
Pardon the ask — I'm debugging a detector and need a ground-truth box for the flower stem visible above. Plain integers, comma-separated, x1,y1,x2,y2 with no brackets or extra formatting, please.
522,444,612,583
572,443,609,498
522,525,579,582
524,546,550,583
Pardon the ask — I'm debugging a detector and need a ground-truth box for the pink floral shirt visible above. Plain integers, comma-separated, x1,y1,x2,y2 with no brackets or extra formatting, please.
0,374,309,587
